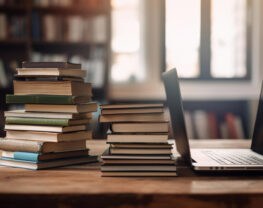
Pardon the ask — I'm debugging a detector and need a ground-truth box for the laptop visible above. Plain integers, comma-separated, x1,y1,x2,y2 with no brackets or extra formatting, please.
162,68,263,171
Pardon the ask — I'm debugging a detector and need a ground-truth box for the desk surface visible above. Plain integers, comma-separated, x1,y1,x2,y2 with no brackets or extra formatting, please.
0,139,263,208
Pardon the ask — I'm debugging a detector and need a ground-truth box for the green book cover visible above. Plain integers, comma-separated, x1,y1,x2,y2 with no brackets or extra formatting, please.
6,94,78,105
5,117,70,126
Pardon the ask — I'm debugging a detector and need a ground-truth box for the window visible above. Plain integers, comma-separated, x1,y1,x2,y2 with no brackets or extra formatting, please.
110,0,145,83
166,0,250,80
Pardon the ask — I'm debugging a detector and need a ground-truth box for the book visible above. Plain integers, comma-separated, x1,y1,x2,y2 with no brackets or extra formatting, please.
5,124,86,133
111,122,169,133
13,81,92,96
101,149,171,160
1,149,90,162
207,112,219,139
0,155,97,170
101,171,177,177
100,103,164,109
225,113,238,139
22,61,81,69
4,110,92,119
107,134,168,144
103,159,175,165
5,117,90,126
16,68,86,78
6,130,92,142
99,113,167,123
101,108,163,115
25,102,98,113
109,148,172,155
110,144,172,149
193,110,210,139
0,139,87,153
6,94,91,105
101,165,177,172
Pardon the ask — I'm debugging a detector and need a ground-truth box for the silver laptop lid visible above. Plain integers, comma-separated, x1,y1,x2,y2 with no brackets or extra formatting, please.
251,82,263,155
162,68,191,164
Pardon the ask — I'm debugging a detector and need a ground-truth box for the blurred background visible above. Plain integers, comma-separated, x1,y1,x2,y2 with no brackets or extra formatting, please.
0,0,262,140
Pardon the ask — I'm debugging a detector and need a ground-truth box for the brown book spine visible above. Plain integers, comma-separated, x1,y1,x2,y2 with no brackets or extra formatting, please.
0,139,43,153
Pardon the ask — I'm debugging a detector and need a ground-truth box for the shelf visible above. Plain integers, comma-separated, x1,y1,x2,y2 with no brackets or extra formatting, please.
32,40,106,47
32,6,107,15
0,40,27,45
0,6,27,12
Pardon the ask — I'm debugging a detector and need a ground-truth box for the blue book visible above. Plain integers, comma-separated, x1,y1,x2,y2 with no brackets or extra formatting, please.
0,155,98,170
1,150,90,162
32,12,40,40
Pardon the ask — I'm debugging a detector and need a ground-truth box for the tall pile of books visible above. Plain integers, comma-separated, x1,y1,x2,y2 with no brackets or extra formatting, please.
99,104,177,177
0,61,98,170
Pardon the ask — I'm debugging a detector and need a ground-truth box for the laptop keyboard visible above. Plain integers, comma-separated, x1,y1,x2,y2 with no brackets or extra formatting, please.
203,150,263,165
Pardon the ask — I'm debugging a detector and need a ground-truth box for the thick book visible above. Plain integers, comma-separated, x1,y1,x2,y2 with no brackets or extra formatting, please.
107,134,168,144
16,68,86,78
101,108,163,115
6,94,92,104
110,143,172,149
14,81,92,96
111,122,169,133
109,148,172,155
25,102,98,113
5,117,90,126
99,113,167,123
1,149,90,162
101,171,177,177
101,165,177,172
5,124,86,133
0,139,87,153
101,148,171,160
4,110,92,119
6,130,92,142
0,155,97,170
22,61,81,69
100,103,164,109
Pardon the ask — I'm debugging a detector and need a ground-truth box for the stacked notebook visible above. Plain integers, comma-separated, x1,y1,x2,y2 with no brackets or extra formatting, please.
99,104,177,177
0,61,98,170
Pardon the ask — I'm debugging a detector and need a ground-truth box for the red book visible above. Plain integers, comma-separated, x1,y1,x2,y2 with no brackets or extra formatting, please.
225,113,238,139
207,113,219,139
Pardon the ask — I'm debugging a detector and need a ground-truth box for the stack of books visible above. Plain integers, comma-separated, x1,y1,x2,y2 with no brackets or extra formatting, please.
0,61,98,170
99,104,177,177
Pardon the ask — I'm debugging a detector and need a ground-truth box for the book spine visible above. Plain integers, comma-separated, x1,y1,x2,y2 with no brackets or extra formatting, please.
13,152,39,162
0,139,43,153
6,94,75,104
6,117,70,126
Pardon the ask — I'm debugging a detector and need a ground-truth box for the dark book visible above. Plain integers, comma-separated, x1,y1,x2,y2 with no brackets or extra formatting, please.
101,172,177,177
101,165,177,172
101,108,163,115
6,94,92,105
22,61,81,69
100,103,164,110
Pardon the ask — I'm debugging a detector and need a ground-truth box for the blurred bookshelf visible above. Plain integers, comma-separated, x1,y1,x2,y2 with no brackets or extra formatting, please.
182,100,251,140
0,0,111,137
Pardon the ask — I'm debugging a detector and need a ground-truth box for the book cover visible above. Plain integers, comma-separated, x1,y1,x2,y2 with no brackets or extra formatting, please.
6,94,91,105
22,61,81,69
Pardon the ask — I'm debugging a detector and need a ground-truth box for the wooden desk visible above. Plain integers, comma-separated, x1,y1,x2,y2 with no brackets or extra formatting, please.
0,139,263,208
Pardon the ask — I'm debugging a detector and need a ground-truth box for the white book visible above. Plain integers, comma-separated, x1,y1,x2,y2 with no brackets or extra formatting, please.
193,110,210,139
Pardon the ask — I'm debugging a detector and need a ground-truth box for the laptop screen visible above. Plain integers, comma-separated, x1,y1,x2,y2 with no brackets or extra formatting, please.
162,69,192,164
251,83,263,155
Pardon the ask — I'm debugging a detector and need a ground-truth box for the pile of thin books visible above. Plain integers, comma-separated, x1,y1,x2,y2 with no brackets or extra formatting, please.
0,61,98,170
99,103,177,177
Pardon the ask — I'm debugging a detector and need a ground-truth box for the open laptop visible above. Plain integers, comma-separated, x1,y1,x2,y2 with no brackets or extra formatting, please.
163,68,263,171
